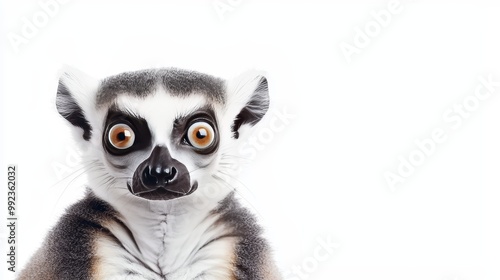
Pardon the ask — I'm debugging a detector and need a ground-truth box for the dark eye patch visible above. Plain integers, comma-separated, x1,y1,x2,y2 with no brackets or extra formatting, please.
103,109,152,156
172,106,219,155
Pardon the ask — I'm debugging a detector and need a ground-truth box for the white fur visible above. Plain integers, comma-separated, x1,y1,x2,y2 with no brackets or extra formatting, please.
93,201,237,279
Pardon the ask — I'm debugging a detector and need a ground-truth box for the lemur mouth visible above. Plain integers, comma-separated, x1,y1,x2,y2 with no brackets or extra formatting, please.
127,181,198,201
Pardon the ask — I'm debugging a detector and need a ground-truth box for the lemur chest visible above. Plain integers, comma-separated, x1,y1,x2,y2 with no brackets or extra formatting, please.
92,214,238,280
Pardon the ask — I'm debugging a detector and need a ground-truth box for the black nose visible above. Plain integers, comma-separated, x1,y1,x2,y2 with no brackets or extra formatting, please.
132,145,193,198
142,165,177,189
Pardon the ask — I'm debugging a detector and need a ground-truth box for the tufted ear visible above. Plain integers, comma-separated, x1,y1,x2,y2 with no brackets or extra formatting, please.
56,66,99,141
227,70,270,139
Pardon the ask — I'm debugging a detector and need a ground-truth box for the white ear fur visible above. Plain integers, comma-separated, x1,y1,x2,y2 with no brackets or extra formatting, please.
56,66,99,142
225,70,269,140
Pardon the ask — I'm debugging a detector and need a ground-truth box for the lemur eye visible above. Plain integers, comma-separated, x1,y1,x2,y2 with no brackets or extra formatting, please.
108,123,135,149
186,121,215,150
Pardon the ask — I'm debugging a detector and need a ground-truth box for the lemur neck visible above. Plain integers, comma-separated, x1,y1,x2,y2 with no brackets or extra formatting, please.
96,186,232,276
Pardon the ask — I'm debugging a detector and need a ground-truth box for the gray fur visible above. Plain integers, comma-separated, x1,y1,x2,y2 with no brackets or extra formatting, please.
17,190,116,280
214,192,279,279
97,68,226,106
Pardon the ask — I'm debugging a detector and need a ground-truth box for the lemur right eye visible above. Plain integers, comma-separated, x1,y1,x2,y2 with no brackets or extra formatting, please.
108,123,135,149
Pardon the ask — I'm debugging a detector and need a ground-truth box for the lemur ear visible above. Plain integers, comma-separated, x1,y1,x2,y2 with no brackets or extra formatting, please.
56,66,99,141
228,70,269,139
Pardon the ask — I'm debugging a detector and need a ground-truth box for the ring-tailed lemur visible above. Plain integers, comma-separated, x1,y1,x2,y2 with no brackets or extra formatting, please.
18,67,282,280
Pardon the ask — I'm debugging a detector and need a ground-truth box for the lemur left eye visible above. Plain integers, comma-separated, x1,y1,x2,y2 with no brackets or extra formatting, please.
186,121,215,150
108,123,135,149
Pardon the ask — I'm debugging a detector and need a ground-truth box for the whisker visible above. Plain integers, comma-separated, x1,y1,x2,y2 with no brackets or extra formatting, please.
220,154,252,161
212,174,264,220
49,161,99,189
215,169,257,197
50,167,99,216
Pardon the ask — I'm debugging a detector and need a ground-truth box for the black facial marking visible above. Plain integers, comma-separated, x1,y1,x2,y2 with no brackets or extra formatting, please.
97,68,225,106
56,81,93,141
231,77,269,139
103,109,152,156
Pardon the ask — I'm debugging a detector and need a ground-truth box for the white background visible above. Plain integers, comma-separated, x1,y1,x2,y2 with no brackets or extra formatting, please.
1,0,500,279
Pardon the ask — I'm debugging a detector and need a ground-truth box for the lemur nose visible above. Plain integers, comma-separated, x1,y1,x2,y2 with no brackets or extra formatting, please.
142,165,177,189
133,146,193,197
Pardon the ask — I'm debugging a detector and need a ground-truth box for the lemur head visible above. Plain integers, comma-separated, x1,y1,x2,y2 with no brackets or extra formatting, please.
56,67,268,206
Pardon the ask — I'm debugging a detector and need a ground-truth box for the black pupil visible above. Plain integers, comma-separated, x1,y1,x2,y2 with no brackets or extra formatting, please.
117,131,126,141
196,128,207,139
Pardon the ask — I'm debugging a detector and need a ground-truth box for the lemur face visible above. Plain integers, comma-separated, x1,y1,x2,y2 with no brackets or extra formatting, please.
56,68,268,202
101,94,220,201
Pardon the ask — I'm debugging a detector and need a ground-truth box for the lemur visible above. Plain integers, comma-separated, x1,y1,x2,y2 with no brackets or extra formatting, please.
18,67,282,280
